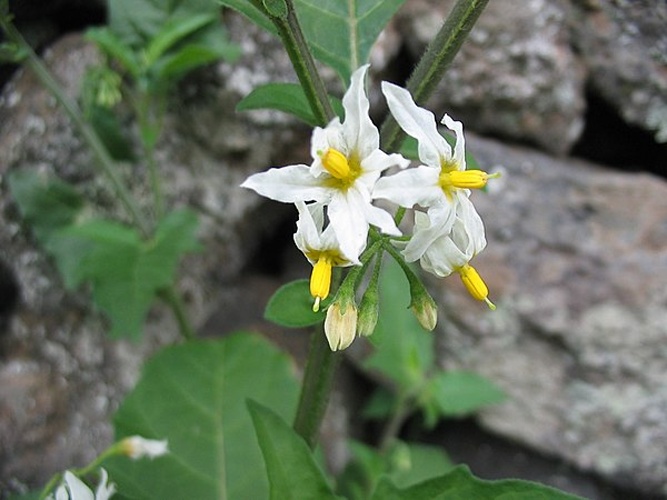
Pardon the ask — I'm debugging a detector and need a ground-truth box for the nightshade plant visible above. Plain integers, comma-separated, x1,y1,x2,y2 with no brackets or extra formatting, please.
1,0,586,498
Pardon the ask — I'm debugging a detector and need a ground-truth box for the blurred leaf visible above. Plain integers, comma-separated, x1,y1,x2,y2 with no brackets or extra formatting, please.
219,0,276,34
0,41,28,63
106,333,300,499
237,83,344,125
293,0,407,83
8,170,84,244
154,38,240,81
338,441,387,500
362,387,396,420
144,13,216,66
262,0,288,19
248,401,338,500
85,27,141,77
372,465,586,500
264,279,326,328
421,371,505,421
364,258,434,390
46,209,199,339
87,105,135,162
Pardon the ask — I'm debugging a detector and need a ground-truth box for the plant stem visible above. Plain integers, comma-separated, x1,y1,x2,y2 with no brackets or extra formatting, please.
159,286,196,340
380,0,490,152
252,0,335,125
0,15,151,237
293,322,340,448
378,390,415,454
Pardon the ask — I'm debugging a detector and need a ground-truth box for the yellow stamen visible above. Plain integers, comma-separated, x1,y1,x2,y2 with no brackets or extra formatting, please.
440,170,500,191
310,256,333,312
458,264,496,310
320,148,351,180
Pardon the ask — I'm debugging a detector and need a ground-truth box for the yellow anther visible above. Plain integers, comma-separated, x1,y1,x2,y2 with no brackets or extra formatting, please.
458,264,496,310
320,148,351,180
310,256,333,312
441,170,500,190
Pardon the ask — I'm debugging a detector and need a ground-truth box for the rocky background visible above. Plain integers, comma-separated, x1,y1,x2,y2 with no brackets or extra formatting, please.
1,0,666,498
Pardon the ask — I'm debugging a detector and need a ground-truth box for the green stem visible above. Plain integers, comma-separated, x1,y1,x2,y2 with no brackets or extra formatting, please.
292,322,340,448
380,0,490,152
0,15,151,237
159,286,196,340
378,390,416,454
252,0,335,125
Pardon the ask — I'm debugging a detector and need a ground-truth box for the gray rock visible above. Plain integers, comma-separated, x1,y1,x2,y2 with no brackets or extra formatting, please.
429,132,667,496
395,0,587,155
0,25,305,491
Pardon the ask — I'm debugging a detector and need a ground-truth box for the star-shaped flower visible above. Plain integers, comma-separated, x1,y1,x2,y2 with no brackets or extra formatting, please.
293,202,355,311
373,82,497,261
241,65,409,260
49,469,116,500
413,201,495,309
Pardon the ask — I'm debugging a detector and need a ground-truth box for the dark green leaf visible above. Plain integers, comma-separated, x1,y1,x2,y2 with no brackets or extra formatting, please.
8,170,84,244
87,105,135,162
423,371,506,418
361,387,396,420
248,401,338,500
154,40,240,81
293,0,407,83
107,333,300,499
0,42,28,63
372,465,586,500
237,83,344,125
364,258,434,390
264,279,326,328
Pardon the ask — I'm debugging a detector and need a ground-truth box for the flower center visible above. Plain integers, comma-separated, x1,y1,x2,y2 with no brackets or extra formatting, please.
310,255,333,312
320,148,362,189
457,264,496,310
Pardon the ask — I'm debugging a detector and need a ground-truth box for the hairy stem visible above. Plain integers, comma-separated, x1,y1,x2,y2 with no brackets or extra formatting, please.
380,0,490,152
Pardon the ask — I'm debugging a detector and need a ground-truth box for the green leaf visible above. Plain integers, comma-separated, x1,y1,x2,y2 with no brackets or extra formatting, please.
386,442,453,489
106,333,301,499
87,105,136,162
248,401,339,500
293,0,408,83
372,465,586,500
364,258,434,390
144,13,217,67
46,210,200,339
8,170,84,244
262,0,288,19
237,83,344,125
154,38,240,81
362,386,396,420
0,41,28,63
85,27,141,77
264,279,327,328
422,371,506,420
219,0,277,34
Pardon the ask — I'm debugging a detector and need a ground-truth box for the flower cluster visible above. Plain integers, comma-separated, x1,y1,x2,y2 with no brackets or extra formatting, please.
242,65,497,351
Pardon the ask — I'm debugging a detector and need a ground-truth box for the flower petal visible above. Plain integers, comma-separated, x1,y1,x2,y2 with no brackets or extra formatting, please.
373,166,441,208
94,469,116,500
442,114,466,171
456,194,486,254
342,64,379,158
402,204,456,262
63,471,95,500
241,165,331,203
327,189,369,260
381,82,451,167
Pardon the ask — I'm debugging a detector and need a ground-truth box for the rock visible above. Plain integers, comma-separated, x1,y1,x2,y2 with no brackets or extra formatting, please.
428,132,667,496
394,0,587,155
0,24,306,492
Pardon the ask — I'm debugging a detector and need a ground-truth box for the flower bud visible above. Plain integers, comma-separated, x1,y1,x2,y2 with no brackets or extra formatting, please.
357,285,379,337
410,288,438,331
120,436,169,460
324,296,358,351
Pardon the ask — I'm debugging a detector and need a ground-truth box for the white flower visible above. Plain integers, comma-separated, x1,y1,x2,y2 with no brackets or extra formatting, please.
413,203,495,309
293,202,355,311
49,469,116,500
120,435,169,459
242,65,409,260
373,82,497,260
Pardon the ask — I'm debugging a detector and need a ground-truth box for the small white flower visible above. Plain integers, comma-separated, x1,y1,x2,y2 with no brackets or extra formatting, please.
120,435,169,459
49,469,116,500
242,65,409,260
413,203,495,309
374,82,498,260
293,202,356,311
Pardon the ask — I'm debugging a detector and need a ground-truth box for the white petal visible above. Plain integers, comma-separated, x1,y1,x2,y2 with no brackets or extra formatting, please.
402,205,456,262
64,471,94,500
361,149,410,174
420,234,467,277
94,469,116,500
294,201,322,257
241,165,331,203
456,195,486,254
381,82,451,167
342,64,379,158
363,202,401,237
328,190,369,260
442,114,466,171
373,166,441,208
